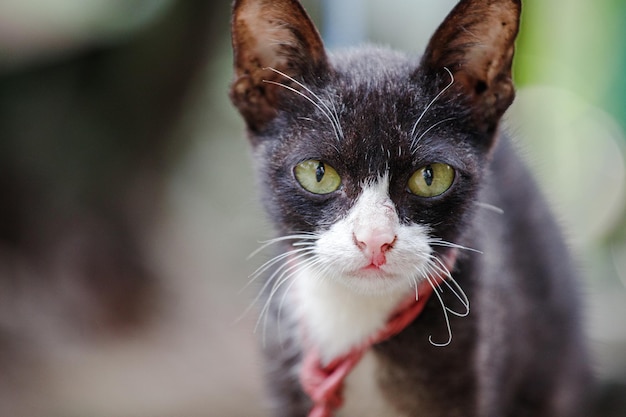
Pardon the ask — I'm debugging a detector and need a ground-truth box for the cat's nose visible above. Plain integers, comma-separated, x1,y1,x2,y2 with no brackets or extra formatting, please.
353,228,397,267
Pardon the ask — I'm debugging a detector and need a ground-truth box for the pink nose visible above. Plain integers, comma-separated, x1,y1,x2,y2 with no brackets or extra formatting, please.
353,228,396,267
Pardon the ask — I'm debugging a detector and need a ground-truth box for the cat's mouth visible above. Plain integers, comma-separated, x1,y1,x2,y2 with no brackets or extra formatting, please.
340,263,413,295
347,262,397,279
362,264,384,272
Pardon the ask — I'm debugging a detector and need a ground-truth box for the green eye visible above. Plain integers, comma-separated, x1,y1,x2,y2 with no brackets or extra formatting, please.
408,163,455,197
294,160,341,195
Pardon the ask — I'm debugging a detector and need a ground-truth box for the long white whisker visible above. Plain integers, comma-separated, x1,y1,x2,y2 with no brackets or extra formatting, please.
246,247,313,289
409,248,471,347
257,264,304,344
247,233,318,260
265,67,341,132
292,241,318,248
270,259,315,344
263,80,342,143
327,95,344,139
238,249,314,326
408,273,420,301
264,67,344,142
235,247,309,324
238,232,320,322
411,117,457,152
265,254,334,346
409,251,437,299
430,255,470,317
410,66,455,139
426,274,454,347
244,234,318,287
475,202,505,215
275,256,328,343
429,238,482,254
275,271,303,346
256,251,315,328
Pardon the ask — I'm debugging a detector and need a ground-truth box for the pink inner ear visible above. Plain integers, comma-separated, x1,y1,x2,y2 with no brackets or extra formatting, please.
417,0,521,135
230,0,329,131
421,0,520,89
236,4,292,71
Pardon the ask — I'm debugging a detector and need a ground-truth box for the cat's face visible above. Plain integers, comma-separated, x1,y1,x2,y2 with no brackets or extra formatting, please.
253,50,484,295
231,0,520,295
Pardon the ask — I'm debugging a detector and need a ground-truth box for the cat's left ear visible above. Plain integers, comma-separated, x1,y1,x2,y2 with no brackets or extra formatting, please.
230,0,329,133
418,0,521,136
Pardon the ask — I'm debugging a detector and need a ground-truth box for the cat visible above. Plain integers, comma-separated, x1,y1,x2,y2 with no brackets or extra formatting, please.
229,0,592,416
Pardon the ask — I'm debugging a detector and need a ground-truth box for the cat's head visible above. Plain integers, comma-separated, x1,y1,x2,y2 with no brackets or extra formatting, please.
230,0,520,295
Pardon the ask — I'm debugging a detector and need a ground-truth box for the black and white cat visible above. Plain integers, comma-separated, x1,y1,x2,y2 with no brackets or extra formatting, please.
230,0,591,416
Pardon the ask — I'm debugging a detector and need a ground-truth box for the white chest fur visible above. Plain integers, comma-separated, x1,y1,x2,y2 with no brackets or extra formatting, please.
291,268,408,417
292,265,407,363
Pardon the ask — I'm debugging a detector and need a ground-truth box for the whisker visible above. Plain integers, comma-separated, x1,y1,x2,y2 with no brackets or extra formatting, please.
275,272,302,346
475,201,505,215
426,274,454,347
410,249,471,347
410,66,455,140
247,232,319,260
411,117,457,152
263,80,342,143
429,238,482,254
413,264,429,301
238,249,314,326
407,273,421,300
264,67,344,142
262,262,308,343
239,233,319,323
244,247,314,292
408,251,435,299
275,256,327,343
264,254,331,346
328,98,344,140
265,67,342,131
292,241,318,248
430,255,470,317
257,251,314,316
240,230,323,344
257,259,310,341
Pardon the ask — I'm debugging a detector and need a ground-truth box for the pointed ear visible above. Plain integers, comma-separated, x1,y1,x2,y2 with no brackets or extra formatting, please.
420,0,521,134
230,0,329,132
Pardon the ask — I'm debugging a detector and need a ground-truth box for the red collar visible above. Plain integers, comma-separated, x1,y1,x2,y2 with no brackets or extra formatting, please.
299,251,456,417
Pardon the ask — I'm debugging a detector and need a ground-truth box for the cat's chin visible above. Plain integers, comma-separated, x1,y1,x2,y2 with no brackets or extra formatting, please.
345,266,398,280
338,268,415,296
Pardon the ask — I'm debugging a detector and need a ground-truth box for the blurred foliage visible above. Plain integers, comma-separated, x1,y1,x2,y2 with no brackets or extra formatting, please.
513,0,626,248
515,0,626,135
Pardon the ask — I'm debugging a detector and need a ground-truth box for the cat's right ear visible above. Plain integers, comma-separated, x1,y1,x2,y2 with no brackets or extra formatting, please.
418,0,521,137
230,0,329,133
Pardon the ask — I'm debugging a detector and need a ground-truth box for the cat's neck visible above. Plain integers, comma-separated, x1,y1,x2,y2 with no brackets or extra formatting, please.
292,264,412,364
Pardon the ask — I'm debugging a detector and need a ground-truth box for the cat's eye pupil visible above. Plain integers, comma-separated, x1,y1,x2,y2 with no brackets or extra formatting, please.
407,163,454,198
294,160,341,195
315,161,325,183
423,166,434,186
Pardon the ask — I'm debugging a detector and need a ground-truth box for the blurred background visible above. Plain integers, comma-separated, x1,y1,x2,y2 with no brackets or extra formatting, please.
0,0,624,416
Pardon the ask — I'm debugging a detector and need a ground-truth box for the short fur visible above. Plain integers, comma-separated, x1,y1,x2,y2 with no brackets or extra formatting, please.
229,0,592,416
